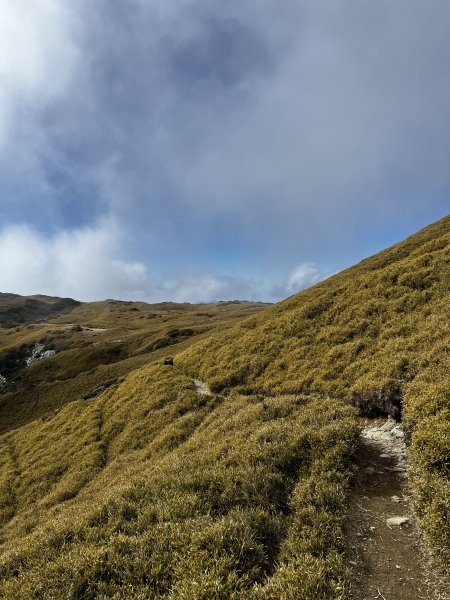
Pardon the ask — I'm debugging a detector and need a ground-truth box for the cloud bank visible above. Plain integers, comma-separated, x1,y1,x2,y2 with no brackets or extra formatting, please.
287,264,328,295
0,222,151,301
0,222,323,302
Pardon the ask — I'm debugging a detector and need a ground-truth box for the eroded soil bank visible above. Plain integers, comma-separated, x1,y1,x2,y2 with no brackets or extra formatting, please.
346,418,448,600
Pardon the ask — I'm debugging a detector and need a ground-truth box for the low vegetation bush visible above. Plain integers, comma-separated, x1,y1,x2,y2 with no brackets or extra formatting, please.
404,361,450,573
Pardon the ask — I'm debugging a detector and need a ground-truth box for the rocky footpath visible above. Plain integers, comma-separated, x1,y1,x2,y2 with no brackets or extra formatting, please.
346,418,447,600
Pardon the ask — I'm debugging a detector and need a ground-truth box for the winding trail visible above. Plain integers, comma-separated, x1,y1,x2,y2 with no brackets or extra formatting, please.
346,418,447,600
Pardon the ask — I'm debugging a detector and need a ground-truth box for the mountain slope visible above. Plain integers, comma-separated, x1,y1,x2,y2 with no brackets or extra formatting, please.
178,214,450,575
0,298,268,434
0,294,79,329
0,364,357,599
179,216,448,404
0,216,448,598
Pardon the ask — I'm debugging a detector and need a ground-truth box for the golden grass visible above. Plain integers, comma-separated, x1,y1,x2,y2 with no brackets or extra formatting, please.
0,300,268,433
0,364,357,598
0,215,448,597
178,215,450,576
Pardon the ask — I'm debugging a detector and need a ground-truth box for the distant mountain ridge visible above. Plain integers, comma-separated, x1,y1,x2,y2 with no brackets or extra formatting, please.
0,297,269,433
0,293,80,328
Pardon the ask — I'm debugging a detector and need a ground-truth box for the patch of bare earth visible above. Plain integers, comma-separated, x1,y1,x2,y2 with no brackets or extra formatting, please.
346,418,448,600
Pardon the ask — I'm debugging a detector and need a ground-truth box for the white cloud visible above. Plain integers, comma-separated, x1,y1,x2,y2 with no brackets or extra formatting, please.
0,0,81,147
0,223,266,303
0,221,335,303
0,222,153,301
160,271,260,304
286,263,327,294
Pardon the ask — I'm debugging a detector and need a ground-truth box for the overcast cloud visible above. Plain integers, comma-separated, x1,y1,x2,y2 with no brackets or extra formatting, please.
0,1,448,302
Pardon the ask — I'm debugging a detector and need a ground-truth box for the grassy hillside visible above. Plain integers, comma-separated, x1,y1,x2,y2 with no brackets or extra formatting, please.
179,215,450,574
0,299,268,434
0,294,79,329
0,363,356,598
0,216,448,598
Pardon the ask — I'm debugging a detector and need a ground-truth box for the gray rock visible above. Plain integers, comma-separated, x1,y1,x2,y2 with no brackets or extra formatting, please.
387,516,409,527
393,428,405,439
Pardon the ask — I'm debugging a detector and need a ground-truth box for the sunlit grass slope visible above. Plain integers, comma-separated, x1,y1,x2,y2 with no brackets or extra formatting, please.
0,363,357,598
0,216,448,598
179,215,450,573
0,299,268,434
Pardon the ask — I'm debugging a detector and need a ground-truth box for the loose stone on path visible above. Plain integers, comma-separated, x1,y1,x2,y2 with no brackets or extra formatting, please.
387,516,410,527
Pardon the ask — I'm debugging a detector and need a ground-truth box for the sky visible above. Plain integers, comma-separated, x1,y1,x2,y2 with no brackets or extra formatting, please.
0,0,448,303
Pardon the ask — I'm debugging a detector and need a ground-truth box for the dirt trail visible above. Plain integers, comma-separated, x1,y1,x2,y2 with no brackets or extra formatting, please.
346,418,447,600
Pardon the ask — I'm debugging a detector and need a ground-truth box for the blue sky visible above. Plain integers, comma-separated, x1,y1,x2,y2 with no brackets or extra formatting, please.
0,0,448,302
